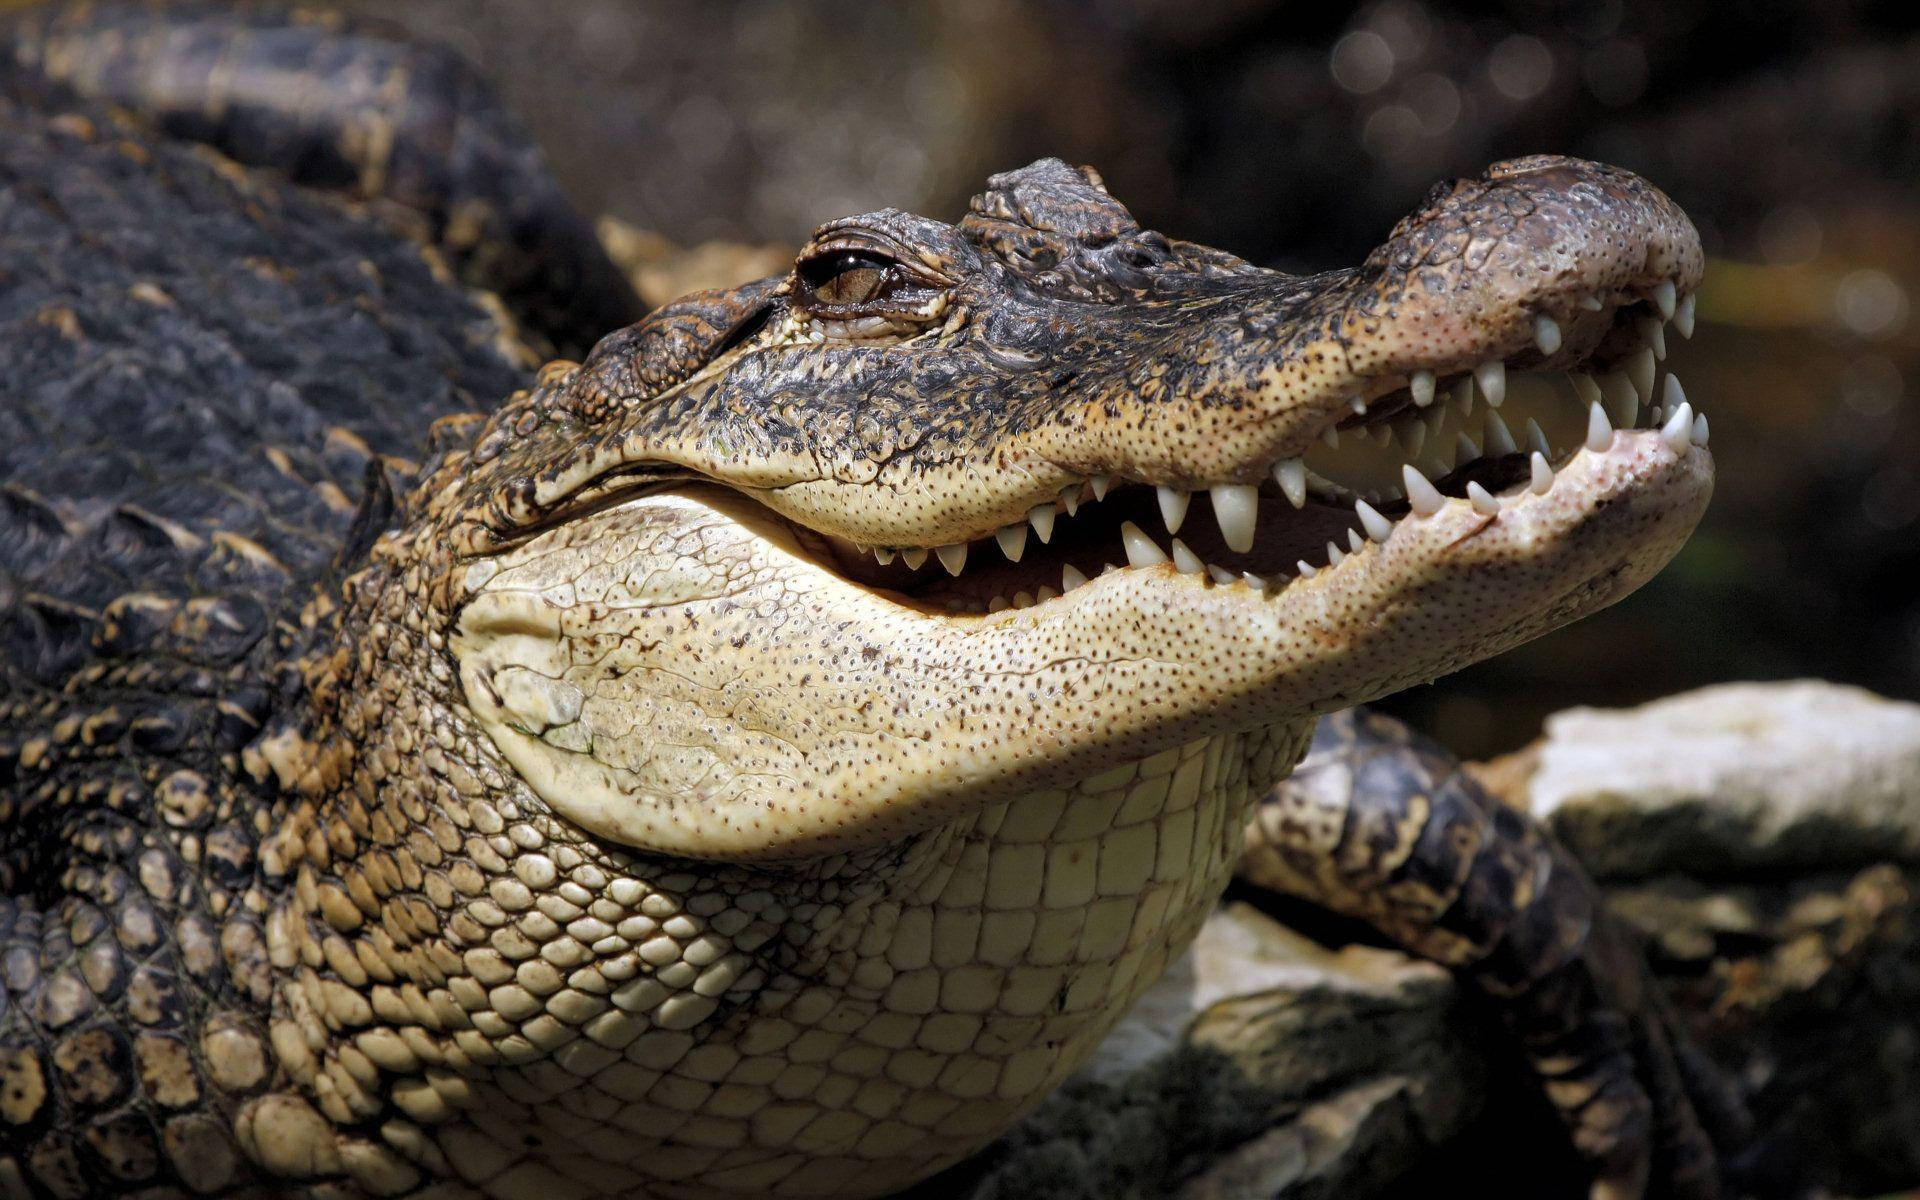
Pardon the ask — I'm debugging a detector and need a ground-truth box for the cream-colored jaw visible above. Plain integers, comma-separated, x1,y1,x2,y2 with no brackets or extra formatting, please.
451,379,1710,863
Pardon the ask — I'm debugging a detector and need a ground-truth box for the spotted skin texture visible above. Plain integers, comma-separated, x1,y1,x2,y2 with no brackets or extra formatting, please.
1,11,1729,1200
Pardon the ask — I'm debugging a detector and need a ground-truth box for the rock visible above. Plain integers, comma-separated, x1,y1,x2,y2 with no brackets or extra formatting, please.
900,903,1481,1200
1525,681,1920,878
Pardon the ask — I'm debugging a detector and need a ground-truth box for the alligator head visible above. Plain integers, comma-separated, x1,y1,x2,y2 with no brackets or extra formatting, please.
426,154,1708,864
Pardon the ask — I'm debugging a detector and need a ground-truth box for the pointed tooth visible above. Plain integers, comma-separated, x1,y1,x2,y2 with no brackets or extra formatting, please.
1584,400,1614,453
1208,564,1237,585
1350,394,1368,415
1013,590,1034,609
1661,373,1687,415
988,595,1009,612
1120,521,1169,567
1036,585,1060,602
1325,541,1345,566
1474,360,1506,407
874,547,895,566
1598,371,1639,428
1321,425,1340,449
1059,485,1080,517
1661,402,1695,453
1638,315,1667,360
1170,538,1205,575
1579,294,1605,311
1242,571,1268,590
1651,280,1677,320
1534,314,1563,355
1627,347,1656,399
1274,459,1307,508
1483,409,1517,456
1400,419,1427,457
1355,498,1393,542
1692,412,1709,446
936,543,968,575
1089,474,1111,501
1409,370,1436,408
1296,560,1318,578
1572,372,1603,410
1402,464,1444,517
1210,484,1260,553
1453,374,1475,417
1061,563,1088,591
1529,451,1553,495
996,524,1028,563
1525,417,1552,458
1347,527,1365,553
1455,431,1480,468
901,547,928,570
1466,481,1500,515
1674,293,1696,339
1156,486,1190,534
1028,504,1057,543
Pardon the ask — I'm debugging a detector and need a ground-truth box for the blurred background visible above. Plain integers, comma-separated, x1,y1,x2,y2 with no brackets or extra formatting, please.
206,0,1920,754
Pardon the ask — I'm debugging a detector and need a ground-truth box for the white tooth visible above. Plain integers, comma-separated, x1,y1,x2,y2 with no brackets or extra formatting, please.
936,543,968,575
1674,293,1696,339
1275,458,1307,508
1584,400,1613,452
1453,374,1475,417
1036,585,1060,602
1321,425,1340,449
1028,504,1057,542
1402,464,1444,516
1014,590,1034,609
988,596,1010,612
1350,394,1368,415
1455,431,1481,467
1466,481,1500,515
1474,360,1506,407
996,524,1028,562
1692,412,1709,446
874,547,895,565
1652,280,1677,320
1571,372,1603,410
1409,370,1435,408
1102,563,1120,575
1169,538,1205,575
1120,521,1169,567
1598,371,1639,428
1241,571,1268,590
1483,409,1517,456
1579,294,1605,311
902,547,928,570
1525,417,1551,458
1400,419,1427,457
1062,563,1088,591
1661,402,1695,453
1638,315,1667,360
1628,347,1656,399
1059,485,1080,517
1089,475,1111,501
1355,498,1394,542
1661,373,1687,415
1296,560,1318,578
1342,529,1362,555
1157,486,1190,533
1210,484,1260,553
1208,564,1237,585
1534,314,1562,355
1323,540,1343,566
1529,451,1553,495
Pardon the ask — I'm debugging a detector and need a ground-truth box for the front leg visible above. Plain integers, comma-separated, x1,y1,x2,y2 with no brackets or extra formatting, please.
1239,709,1748,1200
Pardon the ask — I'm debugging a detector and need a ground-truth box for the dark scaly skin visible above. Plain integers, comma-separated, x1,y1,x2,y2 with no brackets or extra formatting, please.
1,10,1732,1200
1242,710,1751,1200
4,0,644,358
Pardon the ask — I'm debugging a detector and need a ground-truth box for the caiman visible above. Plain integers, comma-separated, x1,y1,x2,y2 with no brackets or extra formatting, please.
0,4,1741,1199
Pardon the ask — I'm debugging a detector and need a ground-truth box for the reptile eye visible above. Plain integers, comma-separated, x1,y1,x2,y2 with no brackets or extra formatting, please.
797,251,901,310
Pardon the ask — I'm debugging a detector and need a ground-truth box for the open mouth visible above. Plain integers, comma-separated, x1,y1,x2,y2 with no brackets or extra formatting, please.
810,287,1705,615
